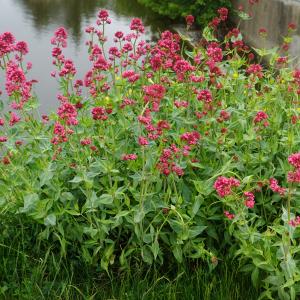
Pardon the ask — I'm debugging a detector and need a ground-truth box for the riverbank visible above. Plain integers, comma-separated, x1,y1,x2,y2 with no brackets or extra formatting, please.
232,0,300,67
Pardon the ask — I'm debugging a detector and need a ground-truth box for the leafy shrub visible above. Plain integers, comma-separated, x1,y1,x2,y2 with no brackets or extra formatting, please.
137,0,231,26
1,6,300,300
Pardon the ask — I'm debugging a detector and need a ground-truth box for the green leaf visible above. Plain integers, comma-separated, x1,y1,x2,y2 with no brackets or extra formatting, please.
19,193,39,213
134,209,145,223
168,219,184,233
191,196,203,217
251,267,259,288
193,180,213,196
69,176,83,183
202,26,217,42
39,169,53,186
151,239,159,260
0,197,6,207
172,245,183,263
141,245,153,264
236,10,251,21
188,226,207,239
61,192,74,201
98,194,113,205
264,275,284,287
44,214,56,226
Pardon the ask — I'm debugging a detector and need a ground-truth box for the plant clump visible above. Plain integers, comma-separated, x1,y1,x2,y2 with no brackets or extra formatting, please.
0,5,300,299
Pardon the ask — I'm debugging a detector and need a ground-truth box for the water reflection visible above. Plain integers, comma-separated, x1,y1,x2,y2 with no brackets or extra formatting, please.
15,0,167,44
0,0,169,112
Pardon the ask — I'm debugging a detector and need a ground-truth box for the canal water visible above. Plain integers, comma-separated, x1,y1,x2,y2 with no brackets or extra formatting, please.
0,0,168,113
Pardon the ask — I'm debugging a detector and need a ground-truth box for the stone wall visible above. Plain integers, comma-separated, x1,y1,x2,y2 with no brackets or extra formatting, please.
232,0,300,67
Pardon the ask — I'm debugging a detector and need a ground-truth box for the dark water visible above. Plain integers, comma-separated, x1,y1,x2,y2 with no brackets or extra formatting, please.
0,0,167,113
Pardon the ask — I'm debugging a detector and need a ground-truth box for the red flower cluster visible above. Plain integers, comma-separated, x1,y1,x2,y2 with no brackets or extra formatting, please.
122,70,140,83
57,102,78,125
173,59,195,81
97,10,111,24
180,131,201,145
289,216,300,227
51,27,68,48
246,64,263,78
254,111,269,127
120,98,136,109
80,138,92,146
51,122,69,144
217,7,228,21
9,112,21,126
207,43,223,62
157,145,184,176
185,15,195,27
269,178,286,196
130,18,145,34
5,60,35,108
244,192,255,208
224,211,235,220
197,89,212,103
92,106,110,121
143,84,166,112
138,136,149,146
287,152,300,183
288,152,300,169
121,154,138,161
214,176,240,198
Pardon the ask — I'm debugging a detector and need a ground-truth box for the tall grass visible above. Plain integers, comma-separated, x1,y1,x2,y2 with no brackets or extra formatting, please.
0,223,258,300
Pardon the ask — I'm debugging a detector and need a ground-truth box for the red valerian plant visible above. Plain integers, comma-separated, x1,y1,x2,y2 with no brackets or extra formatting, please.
1,7,300,300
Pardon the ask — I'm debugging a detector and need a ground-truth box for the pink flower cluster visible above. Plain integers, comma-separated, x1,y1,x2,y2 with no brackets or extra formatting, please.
57,102,78,125
130,18,145,34
122,70,140,83
137,109,170,142
173,59,195,81
157,145,184,176
91,106,111,121
254,111,269,127
244,192,255,208
97,10,111,24
51,27,68,48
288,152,300,169
51,122,68,144
217,110,231,123
269,178,286,196
143,84,166,112
224,211,235,220
217,7,229,21
138,136,149,146
180,131,201,145
122,154,138,161
197,89,212,103
214,176,241,198
9,112,21,126
120,98,136,109
1,33,36,109
185,15,195,27
246,64,263,78
289,216,300,227
207,43,223,62
0,32,15,57
287,152,300,183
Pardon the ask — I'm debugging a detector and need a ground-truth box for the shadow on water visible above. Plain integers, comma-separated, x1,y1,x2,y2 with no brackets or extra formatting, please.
15,0,169,44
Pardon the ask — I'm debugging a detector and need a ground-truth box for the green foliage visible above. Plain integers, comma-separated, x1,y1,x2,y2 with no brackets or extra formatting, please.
137,0,232,26
0,8,300,300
